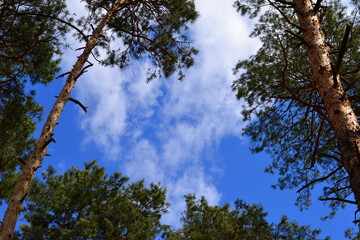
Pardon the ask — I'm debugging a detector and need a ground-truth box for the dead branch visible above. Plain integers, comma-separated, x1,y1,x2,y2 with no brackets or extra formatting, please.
56,71,70,79
335,24,351,74
69,97,88,113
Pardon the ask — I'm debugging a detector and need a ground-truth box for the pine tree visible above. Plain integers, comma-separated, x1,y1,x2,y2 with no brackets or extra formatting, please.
13,163,324,240
0,0,198,238
233,0,360,219
165,195,325,240
14,161,169,240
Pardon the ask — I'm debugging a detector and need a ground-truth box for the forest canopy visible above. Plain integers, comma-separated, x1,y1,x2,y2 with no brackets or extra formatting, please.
14,161,325,240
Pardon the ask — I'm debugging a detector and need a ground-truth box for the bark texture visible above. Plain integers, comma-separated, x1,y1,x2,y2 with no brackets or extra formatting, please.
0,1,125,239
293,0,360,209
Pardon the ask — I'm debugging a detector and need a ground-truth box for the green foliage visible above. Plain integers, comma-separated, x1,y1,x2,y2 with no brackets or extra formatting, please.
273,216,326,240
0,90,41,204
77,0,199,80
0,0,69,203
232,0,360,217
166,195,325,240
176,196,272,240
233,0,266,18
15,160,169,239
0,0,68,84
345,227,360,240
12,159,326,239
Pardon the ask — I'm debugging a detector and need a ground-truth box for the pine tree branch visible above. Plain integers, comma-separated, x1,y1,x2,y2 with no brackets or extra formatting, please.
26,13,88,42
308,119,325,169
285,29,310,47
41,135,56,151
55,96,88,113
268,0,304,30
276,34,327,121
333,24,352,88
335,24,352,74
75,62,94,81
331,63,339,88
297,166,342,193
56,71,71,79
319,197,356,205
319,153,342,163
69,98,88,113
343,65,360,76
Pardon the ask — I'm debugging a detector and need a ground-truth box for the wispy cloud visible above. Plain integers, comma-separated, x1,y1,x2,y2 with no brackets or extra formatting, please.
78,65,127,159
71,0,260,227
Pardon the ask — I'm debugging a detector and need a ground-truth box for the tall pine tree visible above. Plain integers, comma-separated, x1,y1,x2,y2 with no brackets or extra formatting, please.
233,0,360,219
0,0,198,238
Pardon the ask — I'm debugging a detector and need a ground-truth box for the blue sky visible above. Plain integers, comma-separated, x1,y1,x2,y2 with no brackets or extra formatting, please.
18,0,358,239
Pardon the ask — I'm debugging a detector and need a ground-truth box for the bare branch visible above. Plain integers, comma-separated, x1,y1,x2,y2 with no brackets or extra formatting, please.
69,98,88,113
335,24,351,74
75,63,94,81
55,94,88,113
56,71,70,79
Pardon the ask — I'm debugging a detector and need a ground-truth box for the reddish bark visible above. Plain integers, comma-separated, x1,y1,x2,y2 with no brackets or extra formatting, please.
293,0,360,209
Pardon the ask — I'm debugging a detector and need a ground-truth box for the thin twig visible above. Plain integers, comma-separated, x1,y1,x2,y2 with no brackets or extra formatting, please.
297,166,342,193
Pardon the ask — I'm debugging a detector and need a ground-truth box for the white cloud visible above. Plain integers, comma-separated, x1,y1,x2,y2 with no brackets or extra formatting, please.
69,0,260,227
123,139,163,183
77,65,128,159
163,167,221,227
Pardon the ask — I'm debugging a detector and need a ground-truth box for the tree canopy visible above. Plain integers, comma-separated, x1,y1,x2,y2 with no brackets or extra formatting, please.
166,195,325,240
14,161,324,240
233,0,360,218
14,160,169,239
76,0,199,80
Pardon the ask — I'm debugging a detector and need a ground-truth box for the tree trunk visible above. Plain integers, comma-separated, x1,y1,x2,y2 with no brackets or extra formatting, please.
293,0,360,209
0,1,125,239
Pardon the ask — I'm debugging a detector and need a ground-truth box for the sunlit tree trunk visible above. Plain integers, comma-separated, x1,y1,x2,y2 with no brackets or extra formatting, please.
293,0,360,209
0,1,126,239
